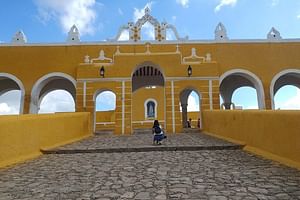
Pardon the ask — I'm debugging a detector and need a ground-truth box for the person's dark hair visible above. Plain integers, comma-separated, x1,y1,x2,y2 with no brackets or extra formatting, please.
153,120,159,127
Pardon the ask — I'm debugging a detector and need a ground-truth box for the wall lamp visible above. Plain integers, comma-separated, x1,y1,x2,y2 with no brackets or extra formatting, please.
100,66,105,78
187,65,192,77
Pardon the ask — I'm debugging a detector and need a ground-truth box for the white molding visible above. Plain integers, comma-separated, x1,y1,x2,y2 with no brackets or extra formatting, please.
209,80,213,110
30,72,76,114
96,122,115,125
219,69,266,109
144,98,158,119
2,38,300,46
83,81,86,108
77,76,219,83
0,73,25,114
171,80,175,133
270,69,300,110
122,81,125,135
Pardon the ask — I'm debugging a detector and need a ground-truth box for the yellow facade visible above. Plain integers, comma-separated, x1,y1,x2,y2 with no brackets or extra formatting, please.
1,42,300,134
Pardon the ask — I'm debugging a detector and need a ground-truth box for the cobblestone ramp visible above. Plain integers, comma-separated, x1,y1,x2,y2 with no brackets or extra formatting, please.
41,133,244,154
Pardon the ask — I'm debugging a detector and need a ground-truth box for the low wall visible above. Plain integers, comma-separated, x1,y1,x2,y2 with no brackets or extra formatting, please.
202,110,300,169
0,112,92,168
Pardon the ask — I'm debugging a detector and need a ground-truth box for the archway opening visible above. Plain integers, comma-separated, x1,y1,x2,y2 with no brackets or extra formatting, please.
140,22,155,40
272,71,300,109
274,85,300,110
232,86,258,109
94,90,116,133
0,75,23,114
38,90,75,114
180,89,201,128
220,70,264,109
0,90,21,115
132,63,165,130
31,73,76,114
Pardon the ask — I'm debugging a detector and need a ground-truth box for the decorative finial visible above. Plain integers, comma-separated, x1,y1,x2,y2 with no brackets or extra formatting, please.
11,30,27,44
67,24,80,43
145,7,150,15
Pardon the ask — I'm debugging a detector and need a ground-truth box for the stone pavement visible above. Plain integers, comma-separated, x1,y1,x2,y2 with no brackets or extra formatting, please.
0,133,300,200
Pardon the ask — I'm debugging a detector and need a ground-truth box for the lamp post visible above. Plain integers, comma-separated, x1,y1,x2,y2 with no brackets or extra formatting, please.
100,66,105,78
187,65,192,77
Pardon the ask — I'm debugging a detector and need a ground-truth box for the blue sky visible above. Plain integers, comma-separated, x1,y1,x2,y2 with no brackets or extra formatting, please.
1,0,300,113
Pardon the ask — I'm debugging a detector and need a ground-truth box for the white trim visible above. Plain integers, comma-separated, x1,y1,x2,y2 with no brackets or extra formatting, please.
219,69,266,109
96,122,115,125
77,76,219,83
209,80,213,110
270,69,300,110
171,81,175,133
144,98,158,119
2,38,300,47
0,73,25,114
83,81,86,108
122,81,125,135
30,72,76,114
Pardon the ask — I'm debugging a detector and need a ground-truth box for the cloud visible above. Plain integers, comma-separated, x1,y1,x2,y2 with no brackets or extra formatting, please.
187,93,199,112
133,2,155,40
118,30,129,41
34,0,99,35
118,8,123,15
39,90,75,113
297,14,300,19
271,0,279,6
278,89,300,110
215,0,238,12
176,0,189,8
96,91,116,111
0,90,21,115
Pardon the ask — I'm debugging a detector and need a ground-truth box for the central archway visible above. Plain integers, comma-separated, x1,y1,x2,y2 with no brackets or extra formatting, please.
131,61,165,131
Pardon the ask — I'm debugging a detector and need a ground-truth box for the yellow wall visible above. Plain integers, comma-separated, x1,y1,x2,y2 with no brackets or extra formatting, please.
0,112,91,168
202,110,300,169
96,110,115,122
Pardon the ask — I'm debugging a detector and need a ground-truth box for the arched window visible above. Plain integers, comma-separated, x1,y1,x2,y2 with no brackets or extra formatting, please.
144,99,157,119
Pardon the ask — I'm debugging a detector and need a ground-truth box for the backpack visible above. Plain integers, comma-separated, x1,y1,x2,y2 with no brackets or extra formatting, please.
154,126,161,134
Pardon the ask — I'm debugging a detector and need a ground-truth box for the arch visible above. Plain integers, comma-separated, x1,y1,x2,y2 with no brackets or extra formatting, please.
0,73,25,114
179,87,202,128
30,72,76,113
94,89,116,111
131,61,165,92
270,69,300,109
219,69,265,109
144,98,157,119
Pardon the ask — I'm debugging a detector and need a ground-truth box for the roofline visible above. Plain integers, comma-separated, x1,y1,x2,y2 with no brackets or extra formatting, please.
1,38,300,47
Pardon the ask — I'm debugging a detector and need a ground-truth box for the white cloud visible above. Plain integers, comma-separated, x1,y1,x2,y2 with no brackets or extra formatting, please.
34,0,98,35
277,89,300,110
96,91,116,111
297,14,300,19
215,0,238,12
133,2,155,40
118,8,123,15
118,30,130,41
0,90,21,115
271,0,279,6
176,0,189,8
187,93,199,112
39,90,75,113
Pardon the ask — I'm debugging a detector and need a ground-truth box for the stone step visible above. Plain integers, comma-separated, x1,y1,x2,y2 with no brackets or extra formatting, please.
133,128,153,134
182,128,200,133
41,144,244,154
94,129,114,136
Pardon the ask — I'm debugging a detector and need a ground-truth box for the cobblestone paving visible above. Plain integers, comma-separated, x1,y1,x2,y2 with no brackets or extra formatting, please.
52,133,236,150
0,133,300,200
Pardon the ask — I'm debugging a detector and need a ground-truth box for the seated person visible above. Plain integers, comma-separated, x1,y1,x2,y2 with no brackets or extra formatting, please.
152,120,166,145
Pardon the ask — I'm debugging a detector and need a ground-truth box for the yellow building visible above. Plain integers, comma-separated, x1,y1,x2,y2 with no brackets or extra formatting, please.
1,8,300,135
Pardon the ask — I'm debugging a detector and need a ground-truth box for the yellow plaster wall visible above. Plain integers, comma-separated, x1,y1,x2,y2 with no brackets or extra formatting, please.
0,112,91,168
96,110,115,122
202,110,300,169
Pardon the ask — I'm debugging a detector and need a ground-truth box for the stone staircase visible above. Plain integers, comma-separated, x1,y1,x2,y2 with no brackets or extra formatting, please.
94,129,114,136
133,128,153,134
182,128,201,133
